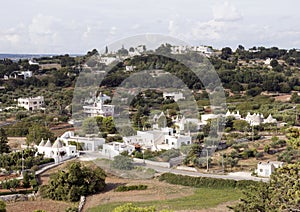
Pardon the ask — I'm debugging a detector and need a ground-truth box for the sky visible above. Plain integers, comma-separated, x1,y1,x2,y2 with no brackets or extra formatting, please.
0,0,300,54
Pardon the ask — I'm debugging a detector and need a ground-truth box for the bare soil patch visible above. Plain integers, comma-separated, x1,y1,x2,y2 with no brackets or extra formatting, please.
8,137,26,149
6,199,74,212
274,94,291,102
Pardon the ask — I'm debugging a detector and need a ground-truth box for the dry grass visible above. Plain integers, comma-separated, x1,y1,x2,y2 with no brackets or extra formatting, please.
6,199,75,212
83,175,195,211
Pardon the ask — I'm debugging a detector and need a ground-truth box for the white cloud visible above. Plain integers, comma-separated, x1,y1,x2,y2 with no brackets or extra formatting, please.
28,14,63,52
83,26,92,38
212,1,242,22
0,1,299,53
109,26,117,35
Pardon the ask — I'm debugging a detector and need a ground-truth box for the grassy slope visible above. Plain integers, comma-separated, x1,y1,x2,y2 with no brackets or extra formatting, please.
87,187,242,212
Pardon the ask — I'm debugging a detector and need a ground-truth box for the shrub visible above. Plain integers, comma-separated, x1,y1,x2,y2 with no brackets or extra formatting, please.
22,171,30,188
112,155,134,170
112,203,169,212
255,152,264,159
0,200,5,212
65,207,78,212
115,184,148,192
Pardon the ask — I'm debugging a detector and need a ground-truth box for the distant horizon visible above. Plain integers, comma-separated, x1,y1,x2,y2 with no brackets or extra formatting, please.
0,43,299,56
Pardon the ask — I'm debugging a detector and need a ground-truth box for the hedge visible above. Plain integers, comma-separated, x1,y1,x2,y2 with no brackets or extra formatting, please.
115,185,148,192
158,173,263,189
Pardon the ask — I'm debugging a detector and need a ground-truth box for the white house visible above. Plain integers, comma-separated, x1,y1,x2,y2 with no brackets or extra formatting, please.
123,127,191,151
257,161,284,177
245,112,264,126
102,142,135,158
84,93,111,104
173,115,201,132
170,45,213,55
29,60,39,65
20,71,33,79
99,57,119,65
201,114,219,125
5,71,33,80
190,45,213,55
163,92,185,102
125,65,135,72
159,134,191,150
17,96,44,111
58,131,105,151
36,139,77,163
83,96,114,117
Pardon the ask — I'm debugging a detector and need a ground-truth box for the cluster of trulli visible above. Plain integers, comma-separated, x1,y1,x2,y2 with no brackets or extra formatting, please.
226,110,277,126
36,138,77,163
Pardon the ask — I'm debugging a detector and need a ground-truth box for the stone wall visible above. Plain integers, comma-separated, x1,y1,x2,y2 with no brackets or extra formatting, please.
0,192,36,203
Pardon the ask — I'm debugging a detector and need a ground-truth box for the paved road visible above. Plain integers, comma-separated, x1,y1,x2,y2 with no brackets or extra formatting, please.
137,163,269,182
80,151,269,182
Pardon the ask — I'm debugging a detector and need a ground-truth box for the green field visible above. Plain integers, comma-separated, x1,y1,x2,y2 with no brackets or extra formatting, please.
87,187,242,212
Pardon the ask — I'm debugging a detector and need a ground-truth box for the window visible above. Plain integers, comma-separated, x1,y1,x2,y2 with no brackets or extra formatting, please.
259,169,263,172
165,139,168,144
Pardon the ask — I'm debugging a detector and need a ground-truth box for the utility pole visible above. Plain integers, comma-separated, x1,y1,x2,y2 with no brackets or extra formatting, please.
142,149,145,164
205,149,209,172
222,153,224,173
22,150,24,173
296,106,298,125
252,124,254,142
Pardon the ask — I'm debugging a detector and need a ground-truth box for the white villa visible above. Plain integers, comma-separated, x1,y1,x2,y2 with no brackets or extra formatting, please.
83,95,114,117
257,161,284,177
84,93,111,104
17,96,44,111
99,56,119,65
29,60,39,65
173,115,201,132
102,142,135,158
201,114,219,125
123,127,191,151
4,71,33,80
125,65,135,71
36,139,77,163
58,131,105,151
170,45,213,55
163,92,185,102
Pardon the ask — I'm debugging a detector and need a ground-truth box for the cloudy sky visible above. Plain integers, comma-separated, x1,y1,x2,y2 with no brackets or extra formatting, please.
0,0,299,54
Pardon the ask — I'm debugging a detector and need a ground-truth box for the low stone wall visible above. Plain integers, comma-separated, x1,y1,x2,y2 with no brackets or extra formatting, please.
0,192,36,203
133,158,170,168
176,166,197,172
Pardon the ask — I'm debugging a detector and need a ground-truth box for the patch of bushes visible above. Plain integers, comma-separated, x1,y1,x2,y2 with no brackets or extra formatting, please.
40,162,106,202
115,184,148,192
158,173,262,189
